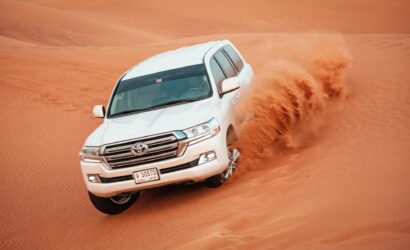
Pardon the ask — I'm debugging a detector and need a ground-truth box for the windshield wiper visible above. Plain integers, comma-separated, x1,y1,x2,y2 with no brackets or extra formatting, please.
148,98,203,109
109,108,150,117
110,98,203,118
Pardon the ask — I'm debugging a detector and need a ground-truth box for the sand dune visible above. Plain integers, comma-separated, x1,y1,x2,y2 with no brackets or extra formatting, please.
1,0,410,249
22,0,410,34
0,0,163,46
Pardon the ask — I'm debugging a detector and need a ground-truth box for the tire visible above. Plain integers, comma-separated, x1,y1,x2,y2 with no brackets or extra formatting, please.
204,127,238,188
203,173,227,188
203,147,234,188
88,191,140,215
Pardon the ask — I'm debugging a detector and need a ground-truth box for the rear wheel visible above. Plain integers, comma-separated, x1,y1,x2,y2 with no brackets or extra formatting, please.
88,192,140,215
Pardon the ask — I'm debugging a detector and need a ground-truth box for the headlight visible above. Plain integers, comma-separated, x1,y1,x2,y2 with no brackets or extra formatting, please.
80,146,101,161
183,118,220,144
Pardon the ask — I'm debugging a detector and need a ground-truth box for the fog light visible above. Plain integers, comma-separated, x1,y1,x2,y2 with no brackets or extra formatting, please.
198,151,216,165
87,174,100,183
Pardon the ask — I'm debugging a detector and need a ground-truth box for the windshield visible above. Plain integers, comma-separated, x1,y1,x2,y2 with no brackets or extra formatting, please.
108,64,212,118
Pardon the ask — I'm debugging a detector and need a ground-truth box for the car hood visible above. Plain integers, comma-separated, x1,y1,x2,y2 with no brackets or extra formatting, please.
85,98,216,146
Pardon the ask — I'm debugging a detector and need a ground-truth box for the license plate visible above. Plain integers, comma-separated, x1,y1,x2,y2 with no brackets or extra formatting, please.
133,168,160,184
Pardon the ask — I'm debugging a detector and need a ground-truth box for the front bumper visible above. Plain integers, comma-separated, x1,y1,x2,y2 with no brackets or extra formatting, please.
81,133,229,197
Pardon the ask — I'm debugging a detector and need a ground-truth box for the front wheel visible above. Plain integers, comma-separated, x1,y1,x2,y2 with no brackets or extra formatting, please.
203,148,240,188
88,192,140,215
203,172,227,188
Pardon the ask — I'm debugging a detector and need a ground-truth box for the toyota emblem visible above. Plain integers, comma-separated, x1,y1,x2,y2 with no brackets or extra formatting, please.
131,142,149,156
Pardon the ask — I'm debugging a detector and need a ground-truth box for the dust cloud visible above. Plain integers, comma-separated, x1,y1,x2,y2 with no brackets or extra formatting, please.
234,34,352,169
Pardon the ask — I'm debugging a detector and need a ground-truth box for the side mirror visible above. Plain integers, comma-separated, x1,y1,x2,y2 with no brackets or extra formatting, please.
92,105,105,118
221,77,240,94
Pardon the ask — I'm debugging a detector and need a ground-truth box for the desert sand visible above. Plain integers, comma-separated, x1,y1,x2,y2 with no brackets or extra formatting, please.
1,0,410,249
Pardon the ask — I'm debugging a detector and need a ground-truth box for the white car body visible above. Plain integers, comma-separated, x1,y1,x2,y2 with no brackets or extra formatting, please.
81,40,254,198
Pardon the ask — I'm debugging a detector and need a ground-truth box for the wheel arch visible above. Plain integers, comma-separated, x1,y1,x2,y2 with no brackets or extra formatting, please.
226,124,238,146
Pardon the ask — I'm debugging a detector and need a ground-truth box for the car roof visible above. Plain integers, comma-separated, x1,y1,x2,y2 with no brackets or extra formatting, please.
122,40,222,80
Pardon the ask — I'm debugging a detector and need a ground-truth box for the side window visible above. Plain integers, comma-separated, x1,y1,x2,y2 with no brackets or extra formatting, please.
210,57,226,93
214,50,236,78
223,45,244,72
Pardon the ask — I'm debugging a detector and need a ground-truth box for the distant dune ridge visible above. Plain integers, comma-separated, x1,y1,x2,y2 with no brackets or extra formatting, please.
1,0,410,249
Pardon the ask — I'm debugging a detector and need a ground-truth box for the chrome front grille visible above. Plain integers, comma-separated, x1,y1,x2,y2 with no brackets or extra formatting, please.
102,133,179,169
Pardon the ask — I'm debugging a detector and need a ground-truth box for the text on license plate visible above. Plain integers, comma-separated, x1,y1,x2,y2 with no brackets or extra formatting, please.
133,168,160,184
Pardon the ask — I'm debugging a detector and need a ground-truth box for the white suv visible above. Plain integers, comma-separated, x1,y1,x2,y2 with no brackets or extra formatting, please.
80,40,254,214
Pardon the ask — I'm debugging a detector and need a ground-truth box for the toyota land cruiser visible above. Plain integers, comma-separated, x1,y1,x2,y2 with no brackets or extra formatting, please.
80,40,254,214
